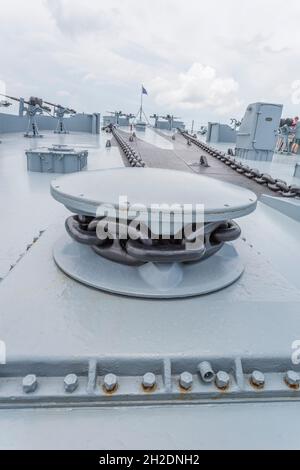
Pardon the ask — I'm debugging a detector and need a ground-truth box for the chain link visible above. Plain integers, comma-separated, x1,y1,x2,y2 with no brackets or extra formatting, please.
110,125,146,168
65,216,241,266
179,130,300,198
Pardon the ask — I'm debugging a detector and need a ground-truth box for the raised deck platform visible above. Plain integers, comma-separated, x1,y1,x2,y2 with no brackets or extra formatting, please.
115,129,281,198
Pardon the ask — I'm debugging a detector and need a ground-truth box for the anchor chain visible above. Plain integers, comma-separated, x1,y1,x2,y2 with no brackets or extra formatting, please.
65,215,241,266
109,125,146,168
179,130,300,199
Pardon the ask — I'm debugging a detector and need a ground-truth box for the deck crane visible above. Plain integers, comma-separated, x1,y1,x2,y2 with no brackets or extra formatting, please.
151,114,181,131
43,101,76,134
150,114,161,128
124,113,135,120
106,111,124,126
0,94,51,138
106,111,135,126
163,114,181,131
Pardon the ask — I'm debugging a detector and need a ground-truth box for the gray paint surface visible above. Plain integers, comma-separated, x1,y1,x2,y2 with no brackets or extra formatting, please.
53,237,245,298
1,208,299,359
0,402,299,450
126,131,278,198
0,129,300,449
0,112,101,134
26,147,88,173
207,123,237,143
236,102,283,161
51,167,257,221
0,131,123,280
0,210,300,448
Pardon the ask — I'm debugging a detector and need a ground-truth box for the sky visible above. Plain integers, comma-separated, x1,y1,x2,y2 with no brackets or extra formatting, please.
0,0,300,127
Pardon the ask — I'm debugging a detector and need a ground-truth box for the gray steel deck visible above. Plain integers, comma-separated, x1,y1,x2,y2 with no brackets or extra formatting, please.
0,129,300,449
116,129,280,197
0,131,123,280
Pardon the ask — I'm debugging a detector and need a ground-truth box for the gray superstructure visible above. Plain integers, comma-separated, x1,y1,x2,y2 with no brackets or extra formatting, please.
236,102,283,161
206,122,237,143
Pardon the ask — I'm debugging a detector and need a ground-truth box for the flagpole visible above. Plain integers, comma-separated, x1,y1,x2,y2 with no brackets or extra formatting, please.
140,85,143,121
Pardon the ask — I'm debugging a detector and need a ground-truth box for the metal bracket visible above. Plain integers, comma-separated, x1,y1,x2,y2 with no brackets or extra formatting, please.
0,355,299,410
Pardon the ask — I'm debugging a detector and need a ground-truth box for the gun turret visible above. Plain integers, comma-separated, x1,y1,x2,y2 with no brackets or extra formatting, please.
0,94,51,113
0,93,53,137
44,101,77,115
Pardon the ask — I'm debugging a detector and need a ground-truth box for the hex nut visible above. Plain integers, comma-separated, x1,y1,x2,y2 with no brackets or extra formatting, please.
104,374,118,392
142,373,156,390
285,371,300,388
251,371,265,388
215,371,230,390
180,372,193,391
64,374,79,393
23,375,38,394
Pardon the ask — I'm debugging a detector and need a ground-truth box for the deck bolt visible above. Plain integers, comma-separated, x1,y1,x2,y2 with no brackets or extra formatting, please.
179,372,193,391
198,361,215,383
251,371,265,388
142,373,156,390
64,374,79,393
104,374,118,392
215,371,230,390
285,371,300,388
23,375,38,394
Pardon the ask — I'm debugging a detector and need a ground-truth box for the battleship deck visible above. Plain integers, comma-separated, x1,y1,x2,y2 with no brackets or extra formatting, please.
0,126,297,282
116,129,287,198
0,129,300,449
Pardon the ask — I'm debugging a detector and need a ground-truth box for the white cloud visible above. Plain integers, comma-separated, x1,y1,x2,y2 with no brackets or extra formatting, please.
57,90,71,97
46,0,119,36
82,73,97,82
0,80,7,96
291,81,300,105
1,0,300,122
151,64,242,115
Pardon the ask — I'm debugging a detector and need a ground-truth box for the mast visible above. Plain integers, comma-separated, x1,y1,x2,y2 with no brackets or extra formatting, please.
140,86,143,121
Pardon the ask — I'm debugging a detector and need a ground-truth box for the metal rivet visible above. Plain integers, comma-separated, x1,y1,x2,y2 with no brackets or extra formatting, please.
179,372,193,391
104,374,118,392
285,371,300,388
142,373,156,390
251,370,265,388
23,375,38,394
215,371,230,390
64,374,79,393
